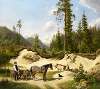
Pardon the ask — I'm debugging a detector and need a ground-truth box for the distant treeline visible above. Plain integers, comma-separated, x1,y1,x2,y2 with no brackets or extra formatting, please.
32,14,100,58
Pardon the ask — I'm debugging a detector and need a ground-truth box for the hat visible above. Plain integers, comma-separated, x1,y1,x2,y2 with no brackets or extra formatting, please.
14,61,17,64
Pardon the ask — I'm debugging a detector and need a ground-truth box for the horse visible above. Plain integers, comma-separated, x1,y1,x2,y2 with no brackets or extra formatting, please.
30,63,53,81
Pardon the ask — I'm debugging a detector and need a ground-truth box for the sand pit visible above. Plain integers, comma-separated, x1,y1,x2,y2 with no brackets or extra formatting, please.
10,49,40,68
9,49,100,89
10,49,100,72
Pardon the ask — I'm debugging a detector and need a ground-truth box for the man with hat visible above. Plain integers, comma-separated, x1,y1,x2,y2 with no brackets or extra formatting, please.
13,62,19,80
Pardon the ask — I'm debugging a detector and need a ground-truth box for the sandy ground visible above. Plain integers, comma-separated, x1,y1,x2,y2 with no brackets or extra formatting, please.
9,49,100,89
6,71,73,89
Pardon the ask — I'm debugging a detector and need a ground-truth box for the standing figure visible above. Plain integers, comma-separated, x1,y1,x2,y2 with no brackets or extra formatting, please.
13,62,19,80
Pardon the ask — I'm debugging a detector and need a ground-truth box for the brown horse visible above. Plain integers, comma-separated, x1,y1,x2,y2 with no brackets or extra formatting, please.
30,63,53,81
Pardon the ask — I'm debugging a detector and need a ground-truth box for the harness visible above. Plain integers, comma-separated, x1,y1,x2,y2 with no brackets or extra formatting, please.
41,66,45,73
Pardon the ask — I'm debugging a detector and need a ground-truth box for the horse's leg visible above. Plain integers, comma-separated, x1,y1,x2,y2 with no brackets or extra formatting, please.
43,71,47,81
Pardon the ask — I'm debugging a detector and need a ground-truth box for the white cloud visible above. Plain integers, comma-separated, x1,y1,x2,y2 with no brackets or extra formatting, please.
49,7,58,16
80,0,100,28
43,21,57,32
80,0,100,12
90,18,100,28
41,20,63,44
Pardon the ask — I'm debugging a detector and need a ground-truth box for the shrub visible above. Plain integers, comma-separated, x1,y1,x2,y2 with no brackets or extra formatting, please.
74,64,96,84
74,64,87,82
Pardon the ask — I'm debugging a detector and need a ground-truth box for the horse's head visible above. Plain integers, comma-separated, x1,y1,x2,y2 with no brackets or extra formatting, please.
49,63,53,70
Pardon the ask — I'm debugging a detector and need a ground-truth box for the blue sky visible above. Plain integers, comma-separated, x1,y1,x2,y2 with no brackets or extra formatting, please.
0,0,100,44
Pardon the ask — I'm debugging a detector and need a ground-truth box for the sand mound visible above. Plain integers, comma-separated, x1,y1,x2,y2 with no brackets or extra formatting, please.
88,55,100,80
10,49,100,72
62,54,93,71
10,49,40,68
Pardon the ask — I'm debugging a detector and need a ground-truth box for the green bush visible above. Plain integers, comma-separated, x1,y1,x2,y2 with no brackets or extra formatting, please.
74,64,87,82
74,64,96,84
0,69,10,77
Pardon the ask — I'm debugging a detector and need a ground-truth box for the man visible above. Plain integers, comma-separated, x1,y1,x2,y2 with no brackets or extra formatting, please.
13,62,19,80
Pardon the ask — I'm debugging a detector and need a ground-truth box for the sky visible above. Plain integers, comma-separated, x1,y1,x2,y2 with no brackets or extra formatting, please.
0,0,100,44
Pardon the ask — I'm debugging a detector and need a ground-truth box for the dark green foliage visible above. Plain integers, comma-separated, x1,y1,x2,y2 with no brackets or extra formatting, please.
56,31,64,51
13,20,22,44
36,48,52,59
50,31,64,52
50,25,100,54
74,64,96,84
71,31,79,52
51,51,64,59
0,69,10,77
0,26,31,47
58,81,76,89
88,82,100,89
56,0,74,52
91,27,100,52
75,13,93,53
81,14,92,53
32,34,41,51
0,26,31,64
74,64,87,82
0,81,41,89
77,21,83,52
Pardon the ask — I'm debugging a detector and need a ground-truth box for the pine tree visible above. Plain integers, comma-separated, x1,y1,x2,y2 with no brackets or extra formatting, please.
81,13,92,53
77,21,83,52
13,20,22,45
16,20,22,35
50,31,64,52
33,34,40,51
56,30,63,51
56,0,74,52
50,35,57,52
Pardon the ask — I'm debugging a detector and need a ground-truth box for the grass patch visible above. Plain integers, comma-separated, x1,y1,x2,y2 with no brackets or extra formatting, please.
0,81,41,89
47,71,60,78
0,69,10,77
45,84,54,89
58,80,100,89
0,68,60,81
58,81,76,89
88,82,100,89
36,71,60,81
46,71,60,81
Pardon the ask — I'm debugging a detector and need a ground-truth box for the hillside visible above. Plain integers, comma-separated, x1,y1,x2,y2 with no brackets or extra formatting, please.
0,26,31,47
27,37,47,48
0,26,32,64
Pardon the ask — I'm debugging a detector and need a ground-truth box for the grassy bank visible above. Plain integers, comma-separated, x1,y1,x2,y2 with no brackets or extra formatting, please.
0,81,41,89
